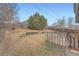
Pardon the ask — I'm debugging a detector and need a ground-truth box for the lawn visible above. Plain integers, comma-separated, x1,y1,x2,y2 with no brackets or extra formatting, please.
40,40,65,56
0,29,65,56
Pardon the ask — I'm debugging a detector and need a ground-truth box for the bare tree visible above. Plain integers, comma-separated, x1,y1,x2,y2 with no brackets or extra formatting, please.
54,17,65,28
0,3,17,22
68,17,73,27
0,3,17,29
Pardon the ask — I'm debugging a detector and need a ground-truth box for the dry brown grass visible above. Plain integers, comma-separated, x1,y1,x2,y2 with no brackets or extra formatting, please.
0,29,64,56
1,29,47,55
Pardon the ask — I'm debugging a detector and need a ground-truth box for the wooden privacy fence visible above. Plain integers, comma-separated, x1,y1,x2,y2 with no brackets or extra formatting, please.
46,28,79,50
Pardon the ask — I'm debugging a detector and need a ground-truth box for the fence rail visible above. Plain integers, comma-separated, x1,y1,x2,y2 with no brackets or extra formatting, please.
46,28,79,50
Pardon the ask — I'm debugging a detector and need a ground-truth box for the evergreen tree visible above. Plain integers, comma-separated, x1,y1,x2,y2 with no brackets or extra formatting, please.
27,12,47,30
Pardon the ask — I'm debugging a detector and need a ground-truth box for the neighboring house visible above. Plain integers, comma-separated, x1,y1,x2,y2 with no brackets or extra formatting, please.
0,20,24,30
22,21,28,29
0,13,24,30
74,3,79,23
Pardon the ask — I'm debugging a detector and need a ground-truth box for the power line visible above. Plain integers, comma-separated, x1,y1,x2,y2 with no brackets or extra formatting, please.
30,4,59,20
42,4,61,18
29,4,63,26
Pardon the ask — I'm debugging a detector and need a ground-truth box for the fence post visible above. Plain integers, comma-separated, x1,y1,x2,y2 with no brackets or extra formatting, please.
47,32,48,40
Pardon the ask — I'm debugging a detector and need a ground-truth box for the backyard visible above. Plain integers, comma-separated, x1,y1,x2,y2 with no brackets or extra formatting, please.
0,29,65,56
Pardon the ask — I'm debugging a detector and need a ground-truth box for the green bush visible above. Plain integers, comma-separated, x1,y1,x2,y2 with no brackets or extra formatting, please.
27,12,47,30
